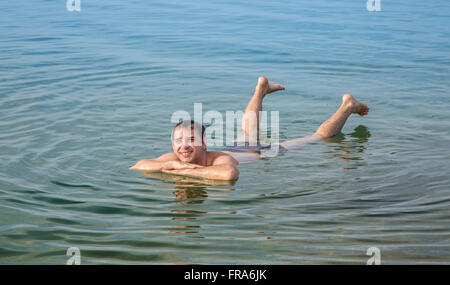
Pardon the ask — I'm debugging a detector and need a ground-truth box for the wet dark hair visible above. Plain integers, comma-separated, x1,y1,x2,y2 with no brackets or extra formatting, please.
172,120,206,141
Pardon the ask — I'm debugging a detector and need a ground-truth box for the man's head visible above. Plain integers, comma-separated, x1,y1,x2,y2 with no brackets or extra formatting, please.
172,120,206,163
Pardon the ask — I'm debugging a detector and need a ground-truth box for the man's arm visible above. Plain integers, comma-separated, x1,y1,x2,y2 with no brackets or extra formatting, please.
162,153,239,181
139,171,237,186
130,153,199,172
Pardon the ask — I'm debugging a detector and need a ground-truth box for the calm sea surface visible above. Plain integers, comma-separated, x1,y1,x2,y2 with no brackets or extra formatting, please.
0,0,449,264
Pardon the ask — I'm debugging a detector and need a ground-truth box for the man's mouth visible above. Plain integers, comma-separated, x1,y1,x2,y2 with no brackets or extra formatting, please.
179,151,193,158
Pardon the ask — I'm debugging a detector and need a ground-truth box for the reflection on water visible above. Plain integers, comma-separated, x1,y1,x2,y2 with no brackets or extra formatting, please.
170,225,201,235
322,125,371,169
170,209,204,235
140,170,235,205
137,170,236,235
173,188,208,205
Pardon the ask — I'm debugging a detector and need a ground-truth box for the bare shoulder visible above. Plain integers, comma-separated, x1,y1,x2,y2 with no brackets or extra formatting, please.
209,151,239,166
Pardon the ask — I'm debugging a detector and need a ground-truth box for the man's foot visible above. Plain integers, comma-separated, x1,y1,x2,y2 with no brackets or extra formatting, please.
257,76,285,95
342,94,369,116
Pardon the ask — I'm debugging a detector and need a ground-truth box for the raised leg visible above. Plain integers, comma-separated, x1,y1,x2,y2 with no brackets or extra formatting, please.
315,94,369,138
280,94,369,150
240,76,285,145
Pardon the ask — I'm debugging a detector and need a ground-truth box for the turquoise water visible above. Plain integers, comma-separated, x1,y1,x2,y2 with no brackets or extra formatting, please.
1,0,449,264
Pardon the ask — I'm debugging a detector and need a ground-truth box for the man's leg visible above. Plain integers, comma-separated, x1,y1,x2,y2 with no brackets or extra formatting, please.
280,94,369,150
240,76,285,145
314,94,369,138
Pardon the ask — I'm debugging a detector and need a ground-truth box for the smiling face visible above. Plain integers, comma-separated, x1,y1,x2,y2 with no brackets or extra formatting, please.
172,124,206,164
